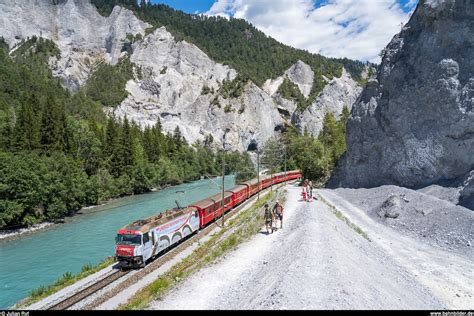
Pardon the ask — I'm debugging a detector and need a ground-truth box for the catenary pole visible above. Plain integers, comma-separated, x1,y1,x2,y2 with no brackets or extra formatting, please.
257,149,260,201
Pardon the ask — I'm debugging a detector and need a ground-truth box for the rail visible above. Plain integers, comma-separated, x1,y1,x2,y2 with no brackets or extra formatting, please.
47,270,131,310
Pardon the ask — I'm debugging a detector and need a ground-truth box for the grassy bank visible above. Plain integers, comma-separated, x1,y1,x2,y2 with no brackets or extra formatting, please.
318,194,371,242
16,257,115,308
120,187,287,310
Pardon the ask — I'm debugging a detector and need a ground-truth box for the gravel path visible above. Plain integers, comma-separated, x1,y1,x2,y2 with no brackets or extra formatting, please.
149,185,453,310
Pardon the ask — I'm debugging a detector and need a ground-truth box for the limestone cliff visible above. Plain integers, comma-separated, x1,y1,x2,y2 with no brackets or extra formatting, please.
112,27,284,152
0,0,150,90
264,62,364,137
0,0,365,152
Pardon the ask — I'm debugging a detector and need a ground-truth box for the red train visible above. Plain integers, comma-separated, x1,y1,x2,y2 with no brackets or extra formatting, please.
115,170,301,268
190,170,301,227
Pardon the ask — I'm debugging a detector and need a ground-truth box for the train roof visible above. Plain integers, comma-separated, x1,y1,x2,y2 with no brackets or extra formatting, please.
119,207,194,233
239,178,259,186
189,198,215,209
209,191,233,201
226,185,247,193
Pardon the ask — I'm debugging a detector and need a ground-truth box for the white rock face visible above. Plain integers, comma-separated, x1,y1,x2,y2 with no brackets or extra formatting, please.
0,0,150,90
330,0,474,198
0,1,364,152
113,27,283,152
284,60,314,98
295,68,362,136
263,76,285,96
263,60,314,98
263,62,362,137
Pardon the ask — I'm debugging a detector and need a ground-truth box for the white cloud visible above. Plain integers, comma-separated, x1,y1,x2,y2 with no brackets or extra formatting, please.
206,0,416,62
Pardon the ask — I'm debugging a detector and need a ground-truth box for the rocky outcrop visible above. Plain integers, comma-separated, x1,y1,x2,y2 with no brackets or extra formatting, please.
262,60,314,98
264,62,363,137
295,68,362,136
458,171,474,210
330,0,474,208
113,27,284,152
284,60,314,98
0,0,150,90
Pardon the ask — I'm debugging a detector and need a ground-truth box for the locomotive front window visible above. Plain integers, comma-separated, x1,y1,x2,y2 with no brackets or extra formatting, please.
117,234,142,245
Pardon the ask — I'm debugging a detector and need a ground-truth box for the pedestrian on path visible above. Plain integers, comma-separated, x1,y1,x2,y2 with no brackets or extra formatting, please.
301,187,307,201
273,200,284,229
264,203,274,234
308,180,313,199
305,182,311,202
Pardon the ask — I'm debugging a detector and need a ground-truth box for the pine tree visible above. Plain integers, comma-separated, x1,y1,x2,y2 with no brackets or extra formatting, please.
104,116,123,176
40,96,67,152
13,94,41,151
261,138,284,173
0,111,13,150
120,116,134,168
173,126,183,148
104,117,117,159
151,120,163,160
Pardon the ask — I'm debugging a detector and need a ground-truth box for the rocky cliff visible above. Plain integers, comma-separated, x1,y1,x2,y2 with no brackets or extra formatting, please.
295,68,362,136
0,0,365,151
0,0,150,90
263,61,364,137
111,27,284,152
330,0,474,209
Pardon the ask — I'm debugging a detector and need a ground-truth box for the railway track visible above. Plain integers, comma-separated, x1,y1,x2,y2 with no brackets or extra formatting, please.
48,270,131,310
46,182,291,310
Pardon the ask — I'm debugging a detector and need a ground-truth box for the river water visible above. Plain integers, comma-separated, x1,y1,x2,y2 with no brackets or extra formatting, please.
0,176,236,309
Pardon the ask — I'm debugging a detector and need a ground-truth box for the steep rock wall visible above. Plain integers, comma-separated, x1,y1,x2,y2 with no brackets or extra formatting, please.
330,0,474,205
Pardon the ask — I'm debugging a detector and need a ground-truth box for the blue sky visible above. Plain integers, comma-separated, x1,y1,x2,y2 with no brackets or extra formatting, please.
151,0,419,62
151,0,215,14
152,0,418,14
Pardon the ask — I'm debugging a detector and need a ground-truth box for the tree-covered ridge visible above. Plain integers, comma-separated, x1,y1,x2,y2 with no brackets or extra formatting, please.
90,0,370,101
84,57,135,107
262,106,351,182
0,38,255,229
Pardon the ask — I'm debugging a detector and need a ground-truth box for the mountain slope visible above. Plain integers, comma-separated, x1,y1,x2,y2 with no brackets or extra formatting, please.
0,0,370,151
0,0,149,90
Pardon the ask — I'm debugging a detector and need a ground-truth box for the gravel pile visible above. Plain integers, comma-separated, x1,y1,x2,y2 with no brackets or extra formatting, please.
333,185,473,250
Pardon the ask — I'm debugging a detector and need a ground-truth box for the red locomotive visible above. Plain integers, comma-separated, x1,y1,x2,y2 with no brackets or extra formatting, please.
115,170,302,268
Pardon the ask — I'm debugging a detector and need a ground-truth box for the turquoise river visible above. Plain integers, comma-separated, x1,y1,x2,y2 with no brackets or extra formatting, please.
0,176,236,309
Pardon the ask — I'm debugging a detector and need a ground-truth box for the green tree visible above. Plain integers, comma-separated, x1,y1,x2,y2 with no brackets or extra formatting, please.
40,96,68,152
13,95,41,151
261,138,284,174
120,116,135,168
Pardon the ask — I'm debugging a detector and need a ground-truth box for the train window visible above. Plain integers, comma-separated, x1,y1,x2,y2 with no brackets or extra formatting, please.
116,234,141,245
143,232,149,244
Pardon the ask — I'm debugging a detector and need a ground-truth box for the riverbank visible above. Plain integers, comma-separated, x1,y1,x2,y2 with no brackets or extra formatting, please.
0,184,177,243
0,222,55,242
0,175,238,309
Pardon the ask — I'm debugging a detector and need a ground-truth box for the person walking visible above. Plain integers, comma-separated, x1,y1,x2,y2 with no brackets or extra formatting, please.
273,200,284,229
308,180,313,199
264,203,274,234
305,182,311,202
301,187,307,201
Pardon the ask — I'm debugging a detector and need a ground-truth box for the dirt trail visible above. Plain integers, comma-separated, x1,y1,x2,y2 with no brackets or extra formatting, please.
149,184,461,310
